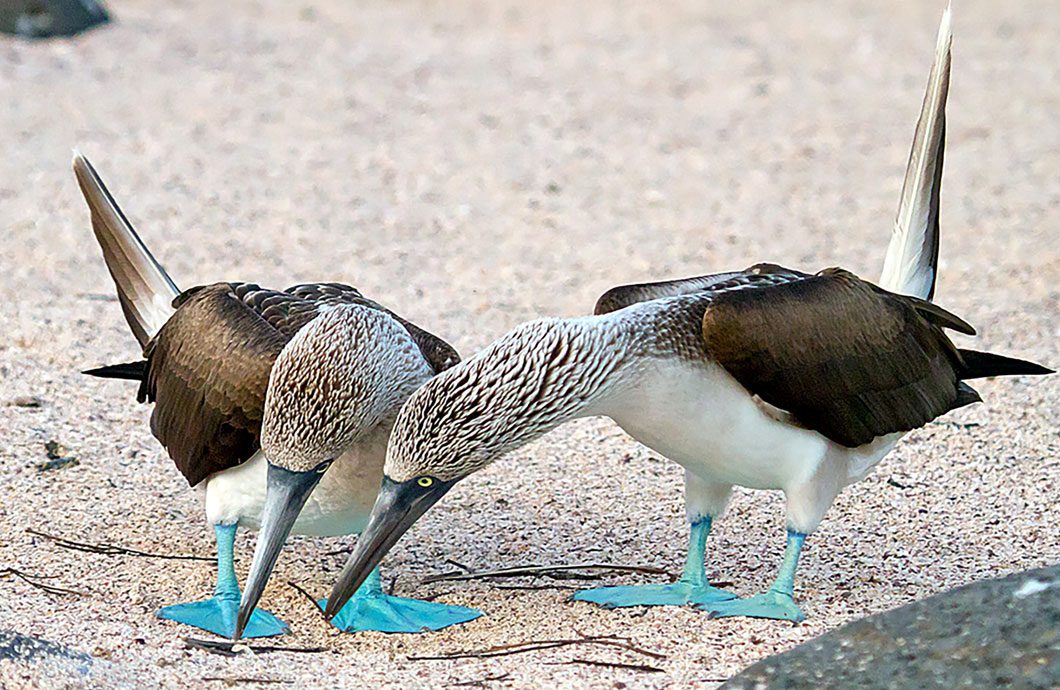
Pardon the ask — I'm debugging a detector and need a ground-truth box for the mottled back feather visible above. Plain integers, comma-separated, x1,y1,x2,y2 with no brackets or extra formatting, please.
286,283,459,373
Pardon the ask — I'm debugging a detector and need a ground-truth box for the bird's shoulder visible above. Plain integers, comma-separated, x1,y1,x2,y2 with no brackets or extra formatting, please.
283,283,461,374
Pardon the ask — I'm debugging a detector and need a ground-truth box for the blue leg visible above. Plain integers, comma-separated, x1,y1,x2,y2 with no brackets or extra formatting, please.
705,529,807,622
319,568,482,634
157,524,288,638
572,517,736,608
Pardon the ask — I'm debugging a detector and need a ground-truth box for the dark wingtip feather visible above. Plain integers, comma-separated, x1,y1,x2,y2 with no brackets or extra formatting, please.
910,298,976,335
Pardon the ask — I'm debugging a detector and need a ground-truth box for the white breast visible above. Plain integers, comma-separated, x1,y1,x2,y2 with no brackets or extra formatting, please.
201,421,390,537
605,358,834,490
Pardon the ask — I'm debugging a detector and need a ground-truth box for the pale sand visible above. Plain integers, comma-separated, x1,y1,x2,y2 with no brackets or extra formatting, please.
0,1,1056,688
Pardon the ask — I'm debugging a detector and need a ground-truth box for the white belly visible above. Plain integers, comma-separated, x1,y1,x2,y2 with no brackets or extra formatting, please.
606,359,834,490
202,425,388,537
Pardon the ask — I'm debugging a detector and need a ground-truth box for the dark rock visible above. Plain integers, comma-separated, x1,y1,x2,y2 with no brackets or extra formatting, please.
38,440,79,471
0,630,92,673
0,629,135,687
0,0,109,39
37,455,79,471
43,440,67,460
722,564,1059,690
7,395,43,408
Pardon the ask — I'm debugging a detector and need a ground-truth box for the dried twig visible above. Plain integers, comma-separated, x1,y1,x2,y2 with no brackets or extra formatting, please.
0,567,86,596
287,580,325,615
77,292,118,302
591,639,665,660
26,528,212,562
203,677,291,685
408,634,664,662
569,628,667,660
492,583,579,591
452,672,511,687
185,638,326,656
444,558,472,572
423,562,670,584
550,658,664,674
7,395,43,408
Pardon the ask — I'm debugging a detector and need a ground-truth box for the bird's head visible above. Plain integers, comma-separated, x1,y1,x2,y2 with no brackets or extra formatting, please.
235,305,433,639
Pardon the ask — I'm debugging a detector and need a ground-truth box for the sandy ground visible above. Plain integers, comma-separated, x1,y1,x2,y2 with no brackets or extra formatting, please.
0,0,1057,687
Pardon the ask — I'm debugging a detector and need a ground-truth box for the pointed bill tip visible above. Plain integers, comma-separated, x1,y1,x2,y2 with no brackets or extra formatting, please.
322,596,341,621
233,607,251,641
880,2,953,300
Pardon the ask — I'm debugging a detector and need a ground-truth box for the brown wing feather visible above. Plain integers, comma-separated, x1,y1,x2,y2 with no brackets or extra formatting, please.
702,268,968,447
595,264,809,315
141,283,291,486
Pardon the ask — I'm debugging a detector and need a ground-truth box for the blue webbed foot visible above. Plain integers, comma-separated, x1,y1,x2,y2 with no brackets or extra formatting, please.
158,594,288,639
319,594,482,633
572,581,736,609
703,589,805,622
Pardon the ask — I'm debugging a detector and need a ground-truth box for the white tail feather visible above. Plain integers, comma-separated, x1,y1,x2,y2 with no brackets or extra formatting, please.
879,3,952,301
73,153,180,346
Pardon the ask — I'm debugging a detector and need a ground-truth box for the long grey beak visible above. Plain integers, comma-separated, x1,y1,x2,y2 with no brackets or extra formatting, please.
324,476,452,620
234,463,324,640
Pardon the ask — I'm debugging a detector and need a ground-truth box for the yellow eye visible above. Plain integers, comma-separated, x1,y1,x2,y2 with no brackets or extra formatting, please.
417,476,434,488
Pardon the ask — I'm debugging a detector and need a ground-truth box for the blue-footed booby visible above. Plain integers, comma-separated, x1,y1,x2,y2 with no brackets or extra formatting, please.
323,7,1052,623
75,155,480,638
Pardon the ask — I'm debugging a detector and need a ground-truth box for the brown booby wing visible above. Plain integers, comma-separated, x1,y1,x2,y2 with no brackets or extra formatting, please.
700,267,976,448
139,281,460,486
139,283,292,486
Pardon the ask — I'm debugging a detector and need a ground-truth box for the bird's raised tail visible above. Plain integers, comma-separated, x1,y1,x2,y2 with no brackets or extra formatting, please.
879,3,951,301
73,152,180,347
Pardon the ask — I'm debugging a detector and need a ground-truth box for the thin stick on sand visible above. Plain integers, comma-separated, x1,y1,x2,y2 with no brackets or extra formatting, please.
408,633,665,662
202,677,291,685
0,567,86,596
422,562,671,584
185,638,327,656
549,658,665,674
26,528,212,562
451,673,512,687
287,580,325,614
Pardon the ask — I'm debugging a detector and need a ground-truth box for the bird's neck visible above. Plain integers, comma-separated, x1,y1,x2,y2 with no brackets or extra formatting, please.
472,312,651,456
